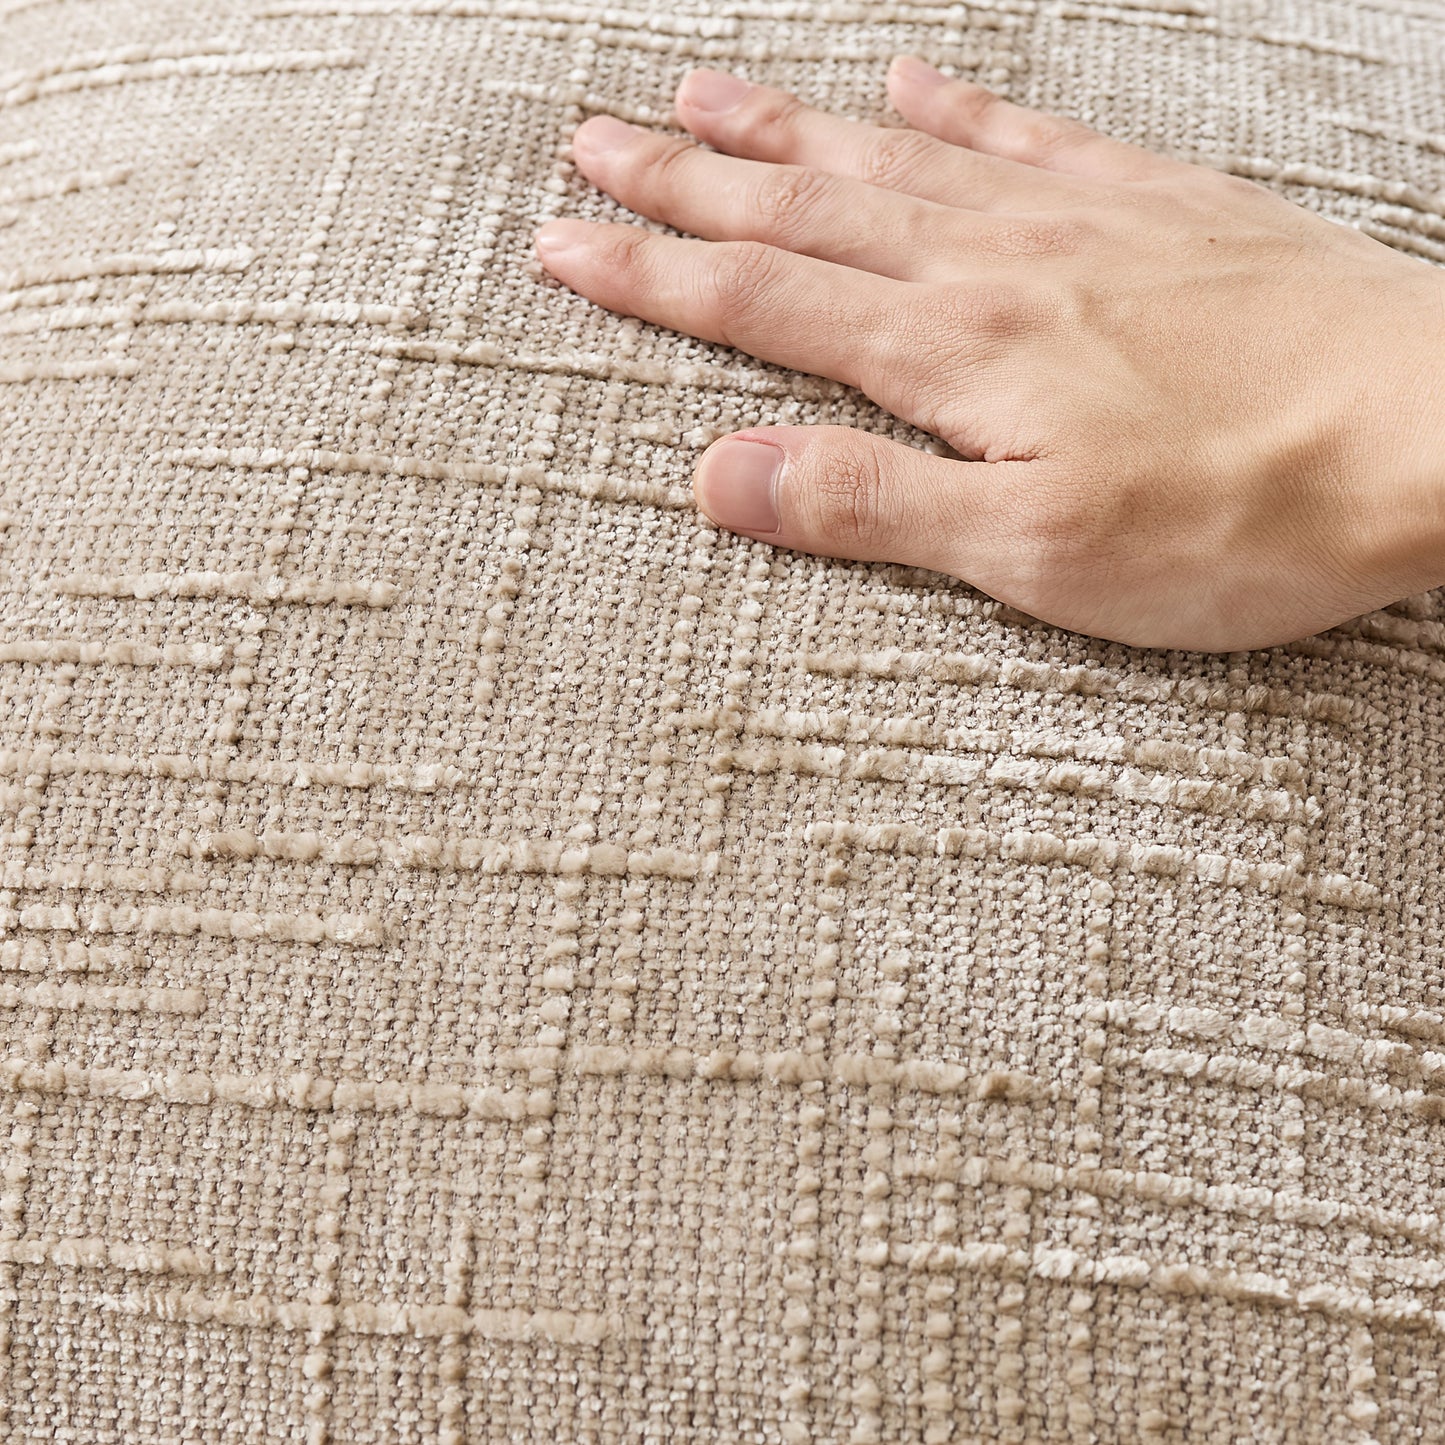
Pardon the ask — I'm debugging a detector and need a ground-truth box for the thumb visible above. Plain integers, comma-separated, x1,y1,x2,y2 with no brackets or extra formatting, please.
692,424,1016,582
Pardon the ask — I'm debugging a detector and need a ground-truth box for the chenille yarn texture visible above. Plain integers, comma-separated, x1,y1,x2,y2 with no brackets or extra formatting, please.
1,0,1443,1440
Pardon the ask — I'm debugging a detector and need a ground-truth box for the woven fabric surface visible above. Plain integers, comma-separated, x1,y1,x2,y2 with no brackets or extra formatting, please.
1,0,1444,1439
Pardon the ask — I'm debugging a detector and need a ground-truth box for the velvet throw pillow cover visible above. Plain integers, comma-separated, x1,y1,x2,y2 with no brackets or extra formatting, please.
1,0,1443,1439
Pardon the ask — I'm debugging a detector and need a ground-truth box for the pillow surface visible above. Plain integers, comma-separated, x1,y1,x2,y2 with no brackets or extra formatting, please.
0,0,1443,1439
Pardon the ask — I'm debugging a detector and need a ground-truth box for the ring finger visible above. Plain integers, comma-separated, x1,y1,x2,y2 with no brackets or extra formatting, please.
673,67,1086,213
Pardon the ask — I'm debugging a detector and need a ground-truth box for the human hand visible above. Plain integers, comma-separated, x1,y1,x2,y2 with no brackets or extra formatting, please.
533,57,1445,651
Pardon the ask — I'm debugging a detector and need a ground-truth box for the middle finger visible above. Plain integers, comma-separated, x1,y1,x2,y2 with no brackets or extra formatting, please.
571,114,976,284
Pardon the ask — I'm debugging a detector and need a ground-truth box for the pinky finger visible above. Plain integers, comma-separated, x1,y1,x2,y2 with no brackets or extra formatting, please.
885,56,1181,184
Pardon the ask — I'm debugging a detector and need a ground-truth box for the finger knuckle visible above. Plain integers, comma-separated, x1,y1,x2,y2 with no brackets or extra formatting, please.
736,88,807,143
752,164,832,244
876,286,1034,431
649,135,700,192
810,448,888,551
706,240,785,339
935,282,1037,345
978,215,1092,260
952,83,1006,130
596,227,653,285
858,128,939,191
1005,478,1107,600
1028,117,1098,165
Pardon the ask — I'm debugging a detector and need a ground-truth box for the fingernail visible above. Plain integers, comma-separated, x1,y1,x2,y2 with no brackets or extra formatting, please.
535,218,591,257
890,55,947,87
681,68,750,112
575,114,637,155
698,439,783,534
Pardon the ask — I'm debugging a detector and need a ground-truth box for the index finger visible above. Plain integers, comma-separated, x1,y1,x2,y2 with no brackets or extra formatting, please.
533,218,928,413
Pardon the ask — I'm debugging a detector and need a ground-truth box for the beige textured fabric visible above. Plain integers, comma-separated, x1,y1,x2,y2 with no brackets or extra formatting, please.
1,0,1443,1439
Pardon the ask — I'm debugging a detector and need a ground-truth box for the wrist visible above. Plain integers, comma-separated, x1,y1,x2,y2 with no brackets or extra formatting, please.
1356,268,1445,599
1396,272,1445,592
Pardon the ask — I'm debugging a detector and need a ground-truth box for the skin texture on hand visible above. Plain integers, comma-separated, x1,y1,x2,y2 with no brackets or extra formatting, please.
533,57,1445,652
